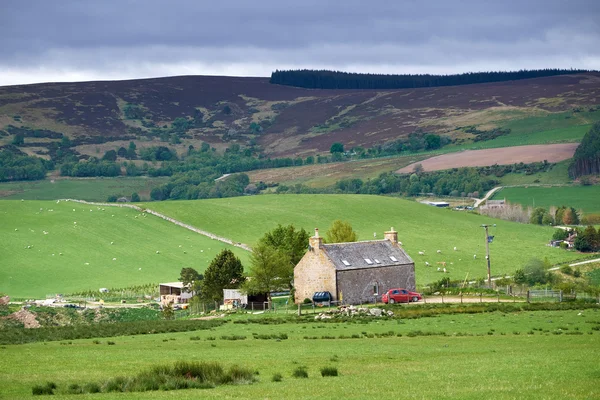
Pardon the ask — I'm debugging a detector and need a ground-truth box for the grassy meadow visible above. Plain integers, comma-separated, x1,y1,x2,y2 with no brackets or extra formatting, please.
146,194,585,284
492,186,600,214
0,307,598,399
0,177,169,202
0,200,248,298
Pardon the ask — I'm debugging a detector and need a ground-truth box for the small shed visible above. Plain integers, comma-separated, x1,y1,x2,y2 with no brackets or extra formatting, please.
159,282,193,305
222,289,269,310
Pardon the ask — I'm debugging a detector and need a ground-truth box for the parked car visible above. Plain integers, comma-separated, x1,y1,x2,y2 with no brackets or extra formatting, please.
382,288,422,304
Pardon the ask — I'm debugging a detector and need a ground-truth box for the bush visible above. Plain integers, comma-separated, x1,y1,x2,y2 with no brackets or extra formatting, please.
272,373,283,382
320,366,338,377
292,366,309,378
32,382,56,395
560,265,573,275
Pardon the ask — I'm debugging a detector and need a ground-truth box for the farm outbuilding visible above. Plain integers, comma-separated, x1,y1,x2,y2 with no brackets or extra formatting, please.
294,228,415,305
159,282,194,305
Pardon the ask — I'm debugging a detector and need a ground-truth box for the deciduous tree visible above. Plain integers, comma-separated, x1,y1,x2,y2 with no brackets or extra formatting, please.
244,243,291,301
201,250,244,302
325,220,358,243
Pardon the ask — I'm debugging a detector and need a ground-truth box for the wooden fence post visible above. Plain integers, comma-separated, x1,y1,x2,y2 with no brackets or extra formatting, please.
527,290,530,304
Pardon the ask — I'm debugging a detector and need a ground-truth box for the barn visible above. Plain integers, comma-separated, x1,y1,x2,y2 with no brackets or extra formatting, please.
294,228,415,305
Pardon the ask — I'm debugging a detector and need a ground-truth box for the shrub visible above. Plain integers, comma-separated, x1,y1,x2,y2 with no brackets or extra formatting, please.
272,373,283,382
292,366,309,378
560,265,573,275
320,366,338,377
32,382,56,395
107,341,116,345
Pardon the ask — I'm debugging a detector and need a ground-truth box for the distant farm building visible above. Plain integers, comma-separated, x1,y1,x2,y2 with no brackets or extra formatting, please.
222,289,268,310
159,282,193,305
480,199,506,210
420,201,449,208
294,228,415,305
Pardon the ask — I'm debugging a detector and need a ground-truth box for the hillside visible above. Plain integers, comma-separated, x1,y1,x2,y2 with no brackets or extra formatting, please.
146,194,584,284
1,73,599,159
0,200,248,298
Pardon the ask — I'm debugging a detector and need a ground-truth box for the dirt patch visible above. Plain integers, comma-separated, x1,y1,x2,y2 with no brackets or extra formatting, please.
191,313,226,320
397,143,578,174
7,309,41,328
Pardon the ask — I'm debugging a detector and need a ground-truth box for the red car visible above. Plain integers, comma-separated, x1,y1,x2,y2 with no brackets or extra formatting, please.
382,288,422,304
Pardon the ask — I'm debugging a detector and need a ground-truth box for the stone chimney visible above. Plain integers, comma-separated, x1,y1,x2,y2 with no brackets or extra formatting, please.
384,227,398,244
309,228,323,251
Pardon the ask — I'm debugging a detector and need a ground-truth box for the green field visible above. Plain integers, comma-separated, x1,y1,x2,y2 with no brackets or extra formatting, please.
0,177,169,202
0,307,598,399
492,186,600,214
145,194,585,284
497,160,572,186
0,200,248,298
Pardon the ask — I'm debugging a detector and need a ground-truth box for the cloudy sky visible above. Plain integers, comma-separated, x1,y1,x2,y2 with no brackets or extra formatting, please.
0,0,598,86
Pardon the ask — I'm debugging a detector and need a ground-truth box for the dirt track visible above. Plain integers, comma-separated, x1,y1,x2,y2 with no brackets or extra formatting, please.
397,143,578,173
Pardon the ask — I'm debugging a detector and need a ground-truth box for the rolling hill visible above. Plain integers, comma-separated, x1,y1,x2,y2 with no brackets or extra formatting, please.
1,73,599,159
146,194,585,284
0,200,248,298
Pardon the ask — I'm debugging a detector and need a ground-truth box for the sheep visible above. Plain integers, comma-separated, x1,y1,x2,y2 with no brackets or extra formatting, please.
14,228,17,231
179,245,182,248
473,254,477,259
112,258,117,261
437,267,441,271
425,262,430,266
110,241,114,245
398,241,403,246
418,251,425,255
73,209,76,212
74,222,77,225
437,250,442,254
59,253,63,256
453,246,457,251
156,251,160,254
443,268,447,273
84,262,89,265
139,268,142,270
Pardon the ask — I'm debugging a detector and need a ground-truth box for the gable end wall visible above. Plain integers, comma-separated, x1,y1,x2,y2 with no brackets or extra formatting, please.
294,250,337,304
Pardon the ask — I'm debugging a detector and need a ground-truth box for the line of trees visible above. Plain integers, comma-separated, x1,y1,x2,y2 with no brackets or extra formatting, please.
0,148,54,181
270,69,592,90
569,121,600,178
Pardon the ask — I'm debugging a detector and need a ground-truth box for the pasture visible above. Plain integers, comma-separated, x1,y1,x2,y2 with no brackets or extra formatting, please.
492,185,600,214
0,177,169,202
146,194,585,283
0,200,248,298
0,307,598,399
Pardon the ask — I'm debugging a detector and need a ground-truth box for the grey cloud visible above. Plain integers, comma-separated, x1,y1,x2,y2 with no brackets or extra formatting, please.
0,0,598,85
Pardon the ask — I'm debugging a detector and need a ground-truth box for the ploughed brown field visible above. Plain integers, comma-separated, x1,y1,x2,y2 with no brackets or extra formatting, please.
397,143,578,173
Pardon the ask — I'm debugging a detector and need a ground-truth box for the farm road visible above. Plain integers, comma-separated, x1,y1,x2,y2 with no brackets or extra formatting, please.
61,199,252,252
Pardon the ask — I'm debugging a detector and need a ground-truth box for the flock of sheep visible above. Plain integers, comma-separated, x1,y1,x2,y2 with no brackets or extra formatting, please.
415,246,479,274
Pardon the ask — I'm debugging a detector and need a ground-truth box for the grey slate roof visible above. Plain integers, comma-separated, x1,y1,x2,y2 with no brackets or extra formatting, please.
322,240,413,271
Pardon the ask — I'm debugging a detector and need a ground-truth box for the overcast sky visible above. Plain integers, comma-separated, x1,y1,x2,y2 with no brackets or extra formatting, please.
0,0,599,86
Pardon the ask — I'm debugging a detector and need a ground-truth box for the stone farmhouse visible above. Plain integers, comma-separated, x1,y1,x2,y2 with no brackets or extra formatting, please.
294,228,415,305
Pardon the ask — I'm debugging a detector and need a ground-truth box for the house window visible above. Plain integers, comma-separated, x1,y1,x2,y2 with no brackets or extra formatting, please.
374,259,381,264
373,283,378,295
389,256,398,262
364,258,373,265
342,260,351,266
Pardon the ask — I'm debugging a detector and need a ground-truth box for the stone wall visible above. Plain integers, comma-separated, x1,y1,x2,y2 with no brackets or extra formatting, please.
336,264,415,305
294,249,336,304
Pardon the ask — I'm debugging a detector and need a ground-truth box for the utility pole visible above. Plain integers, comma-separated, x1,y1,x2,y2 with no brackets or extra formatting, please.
482,224,495,288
